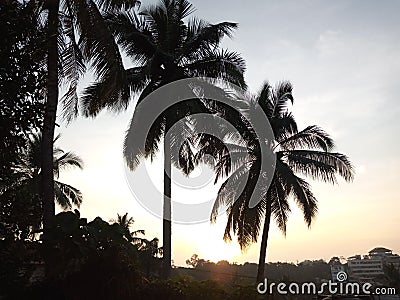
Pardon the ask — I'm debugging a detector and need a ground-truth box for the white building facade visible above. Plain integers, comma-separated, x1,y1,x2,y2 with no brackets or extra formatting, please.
347,247,400,282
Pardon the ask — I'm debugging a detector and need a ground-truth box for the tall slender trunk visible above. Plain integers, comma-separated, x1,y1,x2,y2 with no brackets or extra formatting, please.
162,130,172,278
42,0,59,235
42,0,59,281
257,204,272,283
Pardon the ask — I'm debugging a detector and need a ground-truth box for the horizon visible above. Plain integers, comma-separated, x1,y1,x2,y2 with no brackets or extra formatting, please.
162,245,400,267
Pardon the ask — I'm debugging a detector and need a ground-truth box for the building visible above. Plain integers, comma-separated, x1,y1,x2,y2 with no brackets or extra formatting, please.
347,247,400,282
329,256,347,282
347,254,383,282
369,247,400,268
331,264,347,282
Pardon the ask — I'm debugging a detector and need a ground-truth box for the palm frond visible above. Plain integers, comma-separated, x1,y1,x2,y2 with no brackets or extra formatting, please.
131,229,145,236
80,66,148,117
185,48,246,89
224,163,269,249
55,181,83,209
269,178,290,235
271,112,298,140
139,2,169,48
257,81,273,117
211,163,251,222
282,150,354,182
164,0,194,51
277,125,334,151
96,0,140,11
291,177,317,227
104,11,156,64
59,6,86,122
123,108,165,170
54,182,72,210
276,161,317,227
214,151,252,183
223,191,266,250
54,151,84,173
60,81,80,123
193,133,228,167
173,137,196,176
171,0,195,19
271,81,294,118
76,0,125,85
284,152,337,184
181,18,238,60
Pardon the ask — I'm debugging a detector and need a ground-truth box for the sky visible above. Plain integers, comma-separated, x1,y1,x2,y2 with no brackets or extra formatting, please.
57,0,400,266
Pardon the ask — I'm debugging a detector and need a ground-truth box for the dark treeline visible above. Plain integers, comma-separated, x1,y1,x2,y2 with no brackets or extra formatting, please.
179,254,331,284
0,211,164,299
1,222,330,300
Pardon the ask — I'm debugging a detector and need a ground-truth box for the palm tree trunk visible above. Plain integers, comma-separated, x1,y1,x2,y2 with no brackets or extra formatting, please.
257,204,272,283
42,0,59,235
162,130,172,278
41,0,59,280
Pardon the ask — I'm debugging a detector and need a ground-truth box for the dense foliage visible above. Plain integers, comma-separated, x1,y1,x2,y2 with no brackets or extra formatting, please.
0,133,83,241
0,0,46,182
0,211,160,299
0,0,47,245
183,254,332,283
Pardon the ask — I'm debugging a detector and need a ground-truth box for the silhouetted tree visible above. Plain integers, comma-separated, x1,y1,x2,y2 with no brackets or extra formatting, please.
138,238,163,277
81,0,246,278
197,81,354,282
1,133,83,240
380,263,400,289
0,0,46,192
186,254,200,268
40,0,139,242
111,213,145,244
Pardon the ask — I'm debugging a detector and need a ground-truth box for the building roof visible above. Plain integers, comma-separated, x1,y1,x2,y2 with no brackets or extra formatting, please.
369,247,392,254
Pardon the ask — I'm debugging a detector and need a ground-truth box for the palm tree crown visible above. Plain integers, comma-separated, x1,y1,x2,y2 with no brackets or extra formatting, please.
81,0,246,119
112,212,145,244
15,133,84,211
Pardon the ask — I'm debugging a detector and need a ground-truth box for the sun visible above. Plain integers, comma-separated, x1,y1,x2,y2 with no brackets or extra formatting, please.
202,239,240,263
174,216,244,265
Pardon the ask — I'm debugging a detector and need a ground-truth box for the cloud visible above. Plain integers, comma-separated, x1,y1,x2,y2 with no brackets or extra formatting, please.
316,30,342,58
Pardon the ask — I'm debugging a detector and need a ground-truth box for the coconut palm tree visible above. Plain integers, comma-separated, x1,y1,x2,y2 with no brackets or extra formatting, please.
111,212,145,244
40,0,139,237
111,213,162,276
80,0,246,277
0,132,83,239
196,81,354,283
138,237,163,277
15,133,84,211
